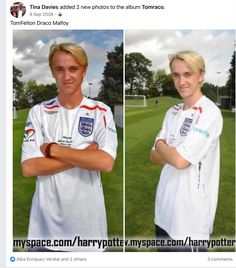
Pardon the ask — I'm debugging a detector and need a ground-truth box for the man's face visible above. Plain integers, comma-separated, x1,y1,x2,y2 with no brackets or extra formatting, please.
51,51,87,96
170,59,204,100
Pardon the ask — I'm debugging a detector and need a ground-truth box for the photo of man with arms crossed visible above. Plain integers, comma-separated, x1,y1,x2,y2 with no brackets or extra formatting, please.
151,51,223,252
21,43,118,252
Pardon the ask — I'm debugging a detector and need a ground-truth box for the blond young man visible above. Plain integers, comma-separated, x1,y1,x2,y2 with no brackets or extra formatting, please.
151,51,223,252
21,43,118,252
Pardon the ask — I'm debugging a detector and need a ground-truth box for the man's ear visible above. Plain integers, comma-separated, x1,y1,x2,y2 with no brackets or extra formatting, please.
51,69,55,78
82,66,88,78
199,71,205,83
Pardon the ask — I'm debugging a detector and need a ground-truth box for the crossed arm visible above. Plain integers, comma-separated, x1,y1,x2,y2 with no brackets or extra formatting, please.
22,143,115,177
150,139,190,169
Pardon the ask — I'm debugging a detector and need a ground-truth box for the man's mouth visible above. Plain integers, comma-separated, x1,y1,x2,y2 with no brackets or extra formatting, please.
63,82,74,85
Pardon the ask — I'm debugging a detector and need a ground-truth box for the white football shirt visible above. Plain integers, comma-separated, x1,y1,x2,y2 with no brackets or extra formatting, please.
153,96,223,240
21,96,118,251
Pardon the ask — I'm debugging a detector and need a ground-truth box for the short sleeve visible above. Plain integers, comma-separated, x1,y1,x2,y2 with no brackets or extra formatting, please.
21,106,44,162
176,108,223,165
94,107,118,160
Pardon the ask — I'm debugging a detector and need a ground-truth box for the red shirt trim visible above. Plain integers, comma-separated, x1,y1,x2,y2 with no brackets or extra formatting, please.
103,115,107,128
80,105,107,112
43,105,60,109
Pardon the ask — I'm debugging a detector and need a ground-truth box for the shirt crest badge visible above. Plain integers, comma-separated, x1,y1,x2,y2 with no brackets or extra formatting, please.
78,117,94,137
180,118,193,136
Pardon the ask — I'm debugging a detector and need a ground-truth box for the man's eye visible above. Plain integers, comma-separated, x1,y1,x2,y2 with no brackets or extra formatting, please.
171,73,179,78
70,67,78,71
184,73,192,77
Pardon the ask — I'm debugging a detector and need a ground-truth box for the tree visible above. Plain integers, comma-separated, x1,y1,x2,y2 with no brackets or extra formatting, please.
162,75,178,97
13,65,24,109
219,85,230,97
226,52,235,108
30,82,57,105
125,52,152,95
147,69,176,97
98,43,123,104
18,80,58,109
23,80,38,108
13,66,58,109
201,82,217,102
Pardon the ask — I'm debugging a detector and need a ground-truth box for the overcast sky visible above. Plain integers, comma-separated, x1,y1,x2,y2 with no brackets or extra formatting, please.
13,30,123,97
13,30,235,96
125,30,235,86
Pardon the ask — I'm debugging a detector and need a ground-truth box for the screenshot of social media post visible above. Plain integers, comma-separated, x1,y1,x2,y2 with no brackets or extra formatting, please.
4,0,236,268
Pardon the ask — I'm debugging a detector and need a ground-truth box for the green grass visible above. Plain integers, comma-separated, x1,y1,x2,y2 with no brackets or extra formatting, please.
13,108,123,251
13,109,35,237
13,97,235,253
125,97,235,252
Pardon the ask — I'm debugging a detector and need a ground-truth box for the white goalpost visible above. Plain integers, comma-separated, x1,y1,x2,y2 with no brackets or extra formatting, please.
125,95,147,108
13,89,17,119
13,106,17,119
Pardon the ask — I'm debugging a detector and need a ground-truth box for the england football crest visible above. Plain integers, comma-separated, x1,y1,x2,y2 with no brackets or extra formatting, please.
180,118,193,136
78,117,94,137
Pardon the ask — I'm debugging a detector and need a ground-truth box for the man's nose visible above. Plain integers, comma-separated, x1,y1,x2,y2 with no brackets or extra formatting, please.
179,75,186,85
64,70,71,80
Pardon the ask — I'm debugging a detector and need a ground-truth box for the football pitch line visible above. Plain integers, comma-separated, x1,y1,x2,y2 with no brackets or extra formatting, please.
125,108,156,117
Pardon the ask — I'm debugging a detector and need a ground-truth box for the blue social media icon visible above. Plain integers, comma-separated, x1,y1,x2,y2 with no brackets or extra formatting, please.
10,256,16,262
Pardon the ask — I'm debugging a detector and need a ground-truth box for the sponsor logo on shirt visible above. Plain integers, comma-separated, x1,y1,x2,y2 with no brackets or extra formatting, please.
23,122,35,141
24,128,35,141
180,118,193,136
25,121,33,128
58,136,73,147
193,127,210,138
78,117,94,137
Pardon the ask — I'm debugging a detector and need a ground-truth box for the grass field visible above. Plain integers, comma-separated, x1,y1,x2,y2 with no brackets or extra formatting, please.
125,96,235,252
13,97,235,252
13,109,123,251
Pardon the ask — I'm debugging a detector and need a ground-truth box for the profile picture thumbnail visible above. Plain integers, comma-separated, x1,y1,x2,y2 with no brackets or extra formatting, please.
10,2,26,18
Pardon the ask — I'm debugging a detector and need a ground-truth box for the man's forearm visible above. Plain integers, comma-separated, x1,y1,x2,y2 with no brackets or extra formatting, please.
156,140,190,169
50,144,114,172
150,149,166,165
22,157,73,177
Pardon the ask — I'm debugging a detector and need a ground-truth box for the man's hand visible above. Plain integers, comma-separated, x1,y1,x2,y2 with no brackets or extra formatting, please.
154,141,190,169
50,142,113,172
85,143,98,150
150,139,167,165
40,143,49,156
23,142,111,177
155,139,166,150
